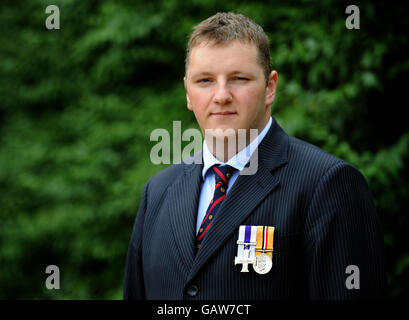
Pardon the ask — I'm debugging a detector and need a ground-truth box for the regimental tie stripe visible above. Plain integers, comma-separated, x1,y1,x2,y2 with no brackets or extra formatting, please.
255,226,275,259
196,165,236,249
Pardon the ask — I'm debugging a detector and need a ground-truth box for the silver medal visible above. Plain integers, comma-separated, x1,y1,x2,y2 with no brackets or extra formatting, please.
253,253,272,274
234,248,254,272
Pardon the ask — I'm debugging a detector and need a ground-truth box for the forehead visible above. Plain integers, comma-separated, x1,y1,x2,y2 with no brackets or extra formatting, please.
187,40,261,76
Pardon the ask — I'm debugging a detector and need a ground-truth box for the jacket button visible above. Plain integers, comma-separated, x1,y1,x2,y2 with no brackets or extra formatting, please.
187,285,199,297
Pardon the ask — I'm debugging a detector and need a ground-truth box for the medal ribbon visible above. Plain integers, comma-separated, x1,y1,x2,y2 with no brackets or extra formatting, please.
244,225,251,249
255,226,275,259
237,225,257,258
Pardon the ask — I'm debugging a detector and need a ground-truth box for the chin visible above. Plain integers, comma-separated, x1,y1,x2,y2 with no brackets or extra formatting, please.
204,126,237,138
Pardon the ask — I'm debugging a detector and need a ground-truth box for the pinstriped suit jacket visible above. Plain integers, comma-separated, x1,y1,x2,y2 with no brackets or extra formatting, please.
123,118,387,300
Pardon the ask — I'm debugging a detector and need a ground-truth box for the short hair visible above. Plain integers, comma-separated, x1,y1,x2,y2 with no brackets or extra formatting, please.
185,12,272,85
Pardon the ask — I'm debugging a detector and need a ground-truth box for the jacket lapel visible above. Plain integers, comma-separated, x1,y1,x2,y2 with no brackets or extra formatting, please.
168,158,203,273
187,119,289,283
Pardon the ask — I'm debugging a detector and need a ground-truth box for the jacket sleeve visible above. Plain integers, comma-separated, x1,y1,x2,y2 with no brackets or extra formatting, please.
123,180,149,300
303,162,387,299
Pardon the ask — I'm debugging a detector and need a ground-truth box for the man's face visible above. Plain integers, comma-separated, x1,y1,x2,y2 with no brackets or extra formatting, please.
184,40,277,140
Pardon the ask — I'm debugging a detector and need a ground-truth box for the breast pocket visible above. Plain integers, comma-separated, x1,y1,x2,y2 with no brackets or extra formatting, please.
273,232,308,298
274,232,301,265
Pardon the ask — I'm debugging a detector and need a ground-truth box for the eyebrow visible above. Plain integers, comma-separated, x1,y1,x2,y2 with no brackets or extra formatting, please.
190,72,213,78
190,70,255,78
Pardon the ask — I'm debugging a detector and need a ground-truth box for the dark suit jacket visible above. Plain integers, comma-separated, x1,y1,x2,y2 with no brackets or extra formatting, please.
123,118,387,299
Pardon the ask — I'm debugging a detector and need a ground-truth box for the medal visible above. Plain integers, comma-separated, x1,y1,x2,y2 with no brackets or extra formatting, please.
253,225,274,274
234,225,275,274
234,247,253,272
253,253,272,274
234,226,256,272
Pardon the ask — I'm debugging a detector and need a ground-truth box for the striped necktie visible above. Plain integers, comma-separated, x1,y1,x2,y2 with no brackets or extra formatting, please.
196,165,237,250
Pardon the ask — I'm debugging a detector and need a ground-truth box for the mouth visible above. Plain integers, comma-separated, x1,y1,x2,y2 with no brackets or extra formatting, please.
210,111,237,118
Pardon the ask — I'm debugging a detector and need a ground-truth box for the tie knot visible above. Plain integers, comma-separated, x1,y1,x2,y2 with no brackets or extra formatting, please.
212,165,236,187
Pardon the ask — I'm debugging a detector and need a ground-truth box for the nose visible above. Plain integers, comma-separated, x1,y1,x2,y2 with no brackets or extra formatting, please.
213,82,232,105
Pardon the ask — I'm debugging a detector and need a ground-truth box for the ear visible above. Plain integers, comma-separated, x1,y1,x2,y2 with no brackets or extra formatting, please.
184,76,193,111
265,71,278,106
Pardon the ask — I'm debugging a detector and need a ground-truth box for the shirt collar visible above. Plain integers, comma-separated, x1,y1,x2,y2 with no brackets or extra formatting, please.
202,116,273,179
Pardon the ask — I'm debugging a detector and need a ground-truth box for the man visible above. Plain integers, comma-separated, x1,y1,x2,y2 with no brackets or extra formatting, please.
123,12,386,299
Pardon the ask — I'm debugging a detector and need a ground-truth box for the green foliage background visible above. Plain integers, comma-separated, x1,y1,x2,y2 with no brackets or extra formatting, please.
0,0,408,299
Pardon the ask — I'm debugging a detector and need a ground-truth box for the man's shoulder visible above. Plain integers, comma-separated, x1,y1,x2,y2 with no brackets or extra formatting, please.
279,135,371,201
148,162,186,186
288,135,340,160
286,135,350,175
146,159,200,190
265,119,353,177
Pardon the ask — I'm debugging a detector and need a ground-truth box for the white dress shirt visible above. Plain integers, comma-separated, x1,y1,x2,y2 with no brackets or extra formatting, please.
196,116,273,234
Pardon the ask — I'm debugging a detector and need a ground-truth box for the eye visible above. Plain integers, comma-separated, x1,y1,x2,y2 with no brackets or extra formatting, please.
234,77,249,81
197,78,212,83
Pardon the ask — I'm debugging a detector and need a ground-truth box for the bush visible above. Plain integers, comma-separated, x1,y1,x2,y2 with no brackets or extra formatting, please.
0,0,408,299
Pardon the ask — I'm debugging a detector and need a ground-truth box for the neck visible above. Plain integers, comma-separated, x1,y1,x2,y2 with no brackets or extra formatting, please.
204,115,270,162
204,129,259,163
